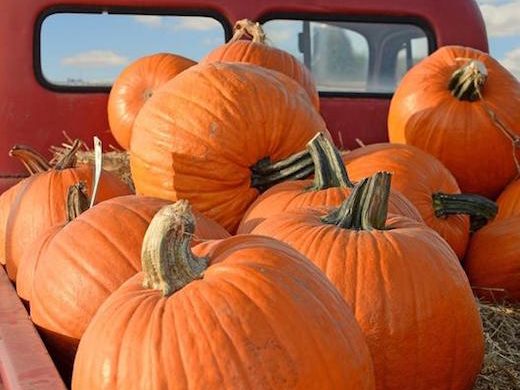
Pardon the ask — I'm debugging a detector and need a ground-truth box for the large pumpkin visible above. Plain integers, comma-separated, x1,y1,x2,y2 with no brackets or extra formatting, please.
30,195,229,384
388,45,520,198
108,53,196,150
495,179,520,220
251,172,484,390
238,134,421,233
343,142,497,258
72,201,375,390
201,19,319,110
130,62,327,232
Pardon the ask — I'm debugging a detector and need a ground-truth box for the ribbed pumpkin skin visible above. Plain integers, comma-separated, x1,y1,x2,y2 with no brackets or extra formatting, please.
108,53,196,149
252,211,484,390
5,167,131,281
30,195,230,382
464,217,520,302
72,235,375,390
343,143,469,258
237,179,422,234
201,40,320,109
130,62,326,232
388,46,520,198
496,179,520,220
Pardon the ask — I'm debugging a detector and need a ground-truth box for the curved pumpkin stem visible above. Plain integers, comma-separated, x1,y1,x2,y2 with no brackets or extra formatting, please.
322,172,391,230
141,200,209,297
54,139,83,170
432,192,498,231
8,145,51,174
449,60,487,102
67,182,90,222
229,19,266,44
308,133,354,190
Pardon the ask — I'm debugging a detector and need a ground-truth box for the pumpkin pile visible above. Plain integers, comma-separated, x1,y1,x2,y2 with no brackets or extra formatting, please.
1,19,519,390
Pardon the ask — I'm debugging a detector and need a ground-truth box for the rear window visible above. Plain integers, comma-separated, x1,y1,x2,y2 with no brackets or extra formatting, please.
38,11,228,89
262,19,431,94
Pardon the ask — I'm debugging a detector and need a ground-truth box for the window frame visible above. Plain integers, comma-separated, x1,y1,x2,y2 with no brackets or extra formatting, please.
34,5,233,93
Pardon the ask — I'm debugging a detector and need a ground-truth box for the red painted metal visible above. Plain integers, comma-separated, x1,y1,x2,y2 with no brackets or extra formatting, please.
0,0,488,176
0,266,66,390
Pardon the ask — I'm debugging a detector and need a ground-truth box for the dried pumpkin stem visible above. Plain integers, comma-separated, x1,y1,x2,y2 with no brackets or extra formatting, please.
322,172,391,230
54,139,82,170
449,60,487,102
307,132,354,190
8,145,51,174
66,182,90,222
141,200,209,297
229,19,266,44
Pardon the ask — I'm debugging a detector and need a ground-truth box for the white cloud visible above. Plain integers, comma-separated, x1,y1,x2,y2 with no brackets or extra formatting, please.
133,15,162,28
265,27,292,44
61,50,128,68
499,47,520,79
173,17,220,31
479,1,520,37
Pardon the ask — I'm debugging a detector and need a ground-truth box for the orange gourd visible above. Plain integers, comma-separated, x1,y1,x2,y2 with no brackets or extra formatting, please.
252,172,484,390
72,201,375,390
130,62,326,232
108,53,196,149
388,45,520,198
495,179,520,220
201,19,319,109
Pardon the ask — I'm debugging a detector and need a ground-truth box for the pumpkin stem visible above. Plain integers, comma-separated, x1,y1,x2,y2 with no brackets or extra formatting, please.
322,172,391,230
54,139,82,170
308,133,354,190
449,60,487,102
141,200,209,297
432,192,498,231
8,145,51,174
229,19,266,44
66,183,90,222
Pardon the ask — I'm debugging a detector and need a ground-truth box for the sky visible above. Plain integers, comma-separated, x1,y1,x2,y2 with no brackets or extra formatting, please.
40,0,520,86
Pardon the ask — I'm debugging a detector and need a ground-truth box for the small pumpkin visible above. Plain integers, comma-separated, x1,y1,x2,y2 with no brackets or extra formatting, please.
72,201,375,390
388,45,520,198
130,62,327,232
201,19,319,110
251,172,484,390
108,53,196,150
238,134,422,233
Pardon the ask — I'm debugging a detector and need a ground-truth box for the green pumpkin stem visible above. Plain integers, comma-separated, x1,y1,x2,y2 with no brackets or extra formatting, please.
307,133,354,190
8,145,51,174
141,200,209,297
66,183,90,222
229,19,266,44
448,60,487,102
322,172,391,230
54,139,82,170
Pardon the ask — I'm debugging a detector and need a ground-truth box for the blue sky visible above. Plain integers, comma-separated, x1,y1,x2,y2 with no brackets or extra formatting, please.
40,1,520,85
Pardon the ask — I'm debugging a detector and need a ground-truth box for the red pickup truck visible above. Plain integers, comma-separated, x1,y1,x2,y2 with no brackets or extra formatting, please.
0,0,488,388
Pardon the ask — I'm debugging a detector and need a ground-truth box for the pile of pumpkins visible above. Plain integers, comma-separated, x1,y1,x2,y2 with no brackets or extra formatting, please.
1,19,519,390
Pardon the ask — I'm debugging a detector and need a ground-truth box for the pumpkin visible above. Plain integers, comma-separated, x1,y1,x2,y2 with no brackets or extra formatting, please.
464,216,520,303
4,140,132,281
495,179,520,220
30,195,229,384
343,142,497,258
130,62,327,232
251,172,484,390
0,145,51,265
388,45,520,198
238,134,422,233
201,19,319,110
108,52,196,150
71,200,375,390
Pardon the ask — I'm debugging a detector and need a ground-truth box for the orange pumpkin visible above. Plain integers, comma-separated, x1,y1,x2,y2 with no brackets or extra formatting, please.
343,142,497,258
388,45,520,198
201,19,319,110
108,53,196,149
30,196,229,383
238,134,421,234
130,62,326,232
495,179,520,220
464,216,520,303
72,201,375,390
251,172,484,390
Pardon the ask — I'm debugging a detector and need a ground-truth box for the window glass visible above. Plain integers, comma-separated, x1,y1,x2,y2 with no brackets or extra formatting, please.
262,19,431,93
40,12,226,87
